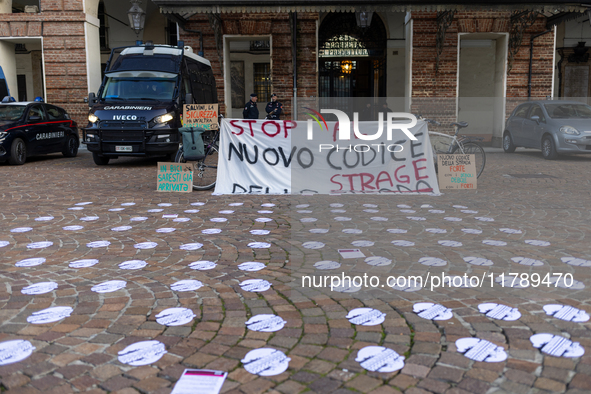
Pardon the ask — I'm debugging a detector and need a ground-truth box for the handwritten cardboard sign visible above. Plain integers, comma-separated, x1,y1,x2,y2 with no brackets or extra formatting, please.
183,104,218,130
437,154,477,190
157,162,193,193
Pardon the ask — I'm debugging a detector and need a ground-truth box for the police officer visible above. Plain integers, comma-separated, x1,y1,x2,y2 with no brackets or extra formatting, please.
243,93,259,119
265,93,283,120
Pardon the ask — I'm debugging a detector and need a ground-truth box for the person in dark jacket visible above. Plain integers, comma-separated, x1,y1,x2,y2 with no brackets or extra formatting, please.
243,93,259,119
265,93,283,120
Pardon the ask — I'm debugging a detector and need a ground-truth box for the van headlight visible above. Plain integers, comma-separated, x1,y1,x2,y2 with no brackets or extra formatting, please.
88,114,99,123
153,113,174,124
560,126,580,135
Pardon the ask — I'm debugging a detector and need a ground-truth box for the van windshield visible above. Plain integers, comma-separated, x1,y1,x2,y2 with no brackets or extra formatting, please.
101,75,177,102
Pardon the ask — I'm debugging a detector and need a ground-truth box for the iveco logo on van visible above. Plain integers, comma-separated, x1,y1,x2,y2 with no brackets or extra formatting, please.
113,115,137,120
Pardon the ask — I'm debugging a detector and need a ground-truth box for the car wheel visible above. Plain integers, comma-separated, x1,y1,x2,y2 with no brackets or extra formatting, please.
62,135,78,157
503,131,516,153
8,138,27,165
541,136,558,160
92,152,110,165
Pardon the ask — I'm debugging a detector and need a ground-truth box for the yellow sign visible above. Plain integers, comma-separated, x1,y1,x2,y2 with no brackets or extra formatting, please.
183,103,218,130
157,162,193,193
437,154,477,190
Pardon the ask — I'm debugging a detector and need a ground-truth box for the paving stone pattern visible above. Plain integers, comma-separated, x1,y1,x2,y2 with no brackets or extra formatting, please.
0,149,590,393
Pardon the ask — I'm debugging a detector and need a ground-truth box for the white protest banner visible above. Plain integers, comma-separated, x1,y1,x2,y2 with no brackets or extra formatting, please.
214,119,439,195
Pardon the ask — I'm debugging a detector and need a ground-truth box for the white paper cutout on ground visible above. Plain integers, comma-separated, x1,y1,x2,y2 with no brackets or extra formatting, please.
118,340,167,366
414,302,453,320
500,228,522,234
338,249,365,259
453,205,468,209
245,314,287,332
478,303,521,321
331,209,346,213
111,226,132,232
250,229,270,235
543,305,590,322
343,229,363,234
438,240,463,247
156,307,196,326
400,209,416,213
121,202,136,206
171,280,203,292
407,216,426,221
63,225,84,231
173,218,191,223
397,204,411,208
27,306,73,324
334,216,352,221
524,239,550,246
156,228,176,233
511,257,544,266
75,202,92,206
464,257,494,266
428,209,445,214
0,241,9,248
69,259,99,268
365,256,392,266
387,229,407,234
242,348,290,376
419,257,447,267
21,282,58,295
91,280,127,293
346,308,386,326
218,210,234,214
330,203,344,207
261,203,276,207
363,204,378,208
15,257,46,267
297,210,312,213
364,209,379,213
189,261,217,270
352,240,374,247
332,282,362,293
148,209,164,213
370,217,389,221
482,240,507,246
495,275,530,288
238,262,266,271
300,218,317,223
426,228,447,234
119,260,148,270
210,218,227,222
456,338,507,362
314,261,341,270
444,217,462,221
302,241,325,249
180,243,203,251
184,209,200,214
258,210,273,214
202,229,222,234
309,228,329,234
163,214,179,219
549,276,585,290
248,242,271,249
109,208,125,212
191,202,206,206
390,278,422,292
27,241,53,249
296,204,310,208
240,279,272,292
130,217,148,222
87,240,110,248
11,227,33,233
68,207,84,211
355,346,405,373
391,240,415,246
134,242,157,249
461,210,479,214
530,333,585,358
561,257,591,267
35,216,54,221
475,217,494,222
80,216,99,221
229,202,244,206
255,218,273,223
461,228,482,234
421,204,433,208
0,340,36,366
158,203,173,207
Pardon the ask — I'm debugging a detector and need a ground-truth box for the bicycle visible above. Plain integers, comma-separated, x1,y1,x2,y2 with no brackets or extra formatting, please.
421,117,486,178
175,127,220,191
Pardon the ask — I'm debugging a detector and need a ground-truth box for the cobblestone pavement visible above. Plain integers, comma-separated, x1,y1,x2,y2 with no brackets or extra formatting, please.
0,148,590,394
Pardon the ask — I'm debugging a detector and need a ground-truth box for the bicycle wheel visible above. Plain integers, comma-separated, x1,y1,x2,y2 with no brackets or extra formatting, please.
452,141,485,178
175,144,219,190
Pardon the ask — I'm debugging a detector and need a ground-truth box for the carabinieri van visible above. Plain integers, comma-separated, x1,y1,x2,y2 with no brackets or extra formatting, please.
83,41,217,165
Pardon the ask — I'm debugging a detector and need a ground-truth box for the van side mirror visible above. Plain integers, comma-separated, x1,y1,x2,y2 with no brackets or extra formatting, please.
88,92,97,107
185,93,193,105
531,115,540,124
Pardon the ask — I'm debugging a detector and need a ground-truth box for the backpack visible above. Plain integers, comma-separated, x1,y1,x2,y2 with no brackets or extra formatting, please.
178,127,206,161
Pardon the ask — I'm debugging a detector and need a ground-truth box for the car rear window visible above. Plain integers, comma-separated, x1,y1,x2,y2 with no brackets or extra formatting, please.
544,103,591,119
0,105,26,121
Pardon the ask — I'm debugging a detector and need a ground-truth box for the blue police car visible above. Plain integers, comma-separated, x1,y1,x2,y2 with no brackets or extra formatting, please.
0,97,79,165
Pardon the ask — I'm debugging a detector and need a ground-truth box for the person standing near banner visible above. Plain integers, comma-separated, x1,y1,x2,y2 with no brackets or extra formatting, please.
265,93,283,120
243,93,259,119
